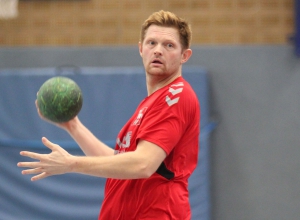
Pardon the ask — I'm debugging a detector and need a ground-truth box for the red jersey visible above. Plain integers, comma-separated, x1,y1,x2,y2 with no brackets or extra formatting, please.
99,76,200,220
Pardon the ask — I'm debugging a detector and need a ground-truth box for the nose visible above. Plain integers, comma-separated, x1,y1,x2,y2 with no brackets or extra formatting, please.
154,45,162,56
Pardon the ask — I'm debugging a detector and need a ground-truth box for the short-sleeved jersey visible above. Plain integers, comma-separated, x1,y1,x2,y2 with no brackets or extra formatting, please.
99,76,200,220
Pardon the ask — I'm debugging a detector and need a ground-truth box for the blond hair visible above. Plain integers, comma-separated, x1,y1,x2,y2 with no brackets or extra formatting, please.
140,10,192,50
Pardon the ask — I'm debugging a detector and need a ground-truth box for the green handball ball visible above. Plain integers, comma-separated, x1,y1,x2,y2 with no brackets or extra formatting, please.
37,76,83,123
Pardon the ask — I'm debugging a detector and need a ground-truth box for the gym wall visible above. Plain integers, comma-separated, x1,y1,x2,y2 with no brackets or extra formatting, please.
0,0,294,46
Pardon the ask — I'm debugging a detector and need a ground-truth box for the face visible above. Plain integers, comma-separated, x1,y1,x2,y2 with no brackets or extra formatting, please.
139,25,192,79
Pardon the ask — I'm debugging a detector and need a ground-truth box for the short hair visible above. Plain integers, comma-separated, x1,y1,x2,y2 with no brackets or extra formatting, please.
140,10,192,50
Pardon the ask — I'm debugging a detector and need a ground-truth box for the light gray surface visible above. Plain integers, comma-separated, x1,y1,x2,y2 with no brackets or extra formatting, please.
1,45,300,220
196,45,300,220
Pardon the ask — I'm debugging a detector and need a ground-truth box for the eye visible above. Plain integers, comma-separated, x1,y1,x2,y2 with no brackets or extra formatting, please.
166,43,174,48
148,41,155,45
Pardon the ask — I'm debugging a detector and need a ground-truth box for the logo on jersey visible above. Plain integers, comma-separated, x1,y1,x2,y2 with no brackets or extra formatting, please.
116,131,132,153
165,82,184,106
132,107,148,125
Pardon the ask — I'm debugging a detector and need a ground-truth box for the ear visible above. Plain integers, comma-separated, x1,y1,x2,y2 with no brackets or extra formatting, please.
181,49,192,64
138,42,143,57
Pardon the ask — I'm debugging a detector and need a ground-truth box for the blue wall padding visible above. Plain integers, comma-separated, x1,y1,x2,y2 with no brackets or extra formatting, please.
0,66,213,220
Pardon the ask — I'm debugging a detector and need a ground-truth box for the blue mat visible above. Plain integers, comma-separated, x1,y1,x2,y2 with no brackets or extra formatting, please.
0,66,214,220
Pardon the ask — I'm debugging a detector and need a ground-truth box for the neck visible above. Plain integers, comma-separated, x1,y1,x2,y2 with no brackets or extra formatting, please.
146,72,181,96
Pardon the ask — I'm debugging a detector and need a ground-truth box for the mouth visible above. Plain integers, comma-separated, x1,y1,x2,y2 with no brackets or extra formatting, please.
151,59,163,65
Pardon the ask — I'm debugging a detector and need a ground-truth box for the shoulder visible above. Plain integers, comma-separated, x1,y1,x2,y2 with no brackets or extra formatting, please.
164,77,199,107
146,77,199,110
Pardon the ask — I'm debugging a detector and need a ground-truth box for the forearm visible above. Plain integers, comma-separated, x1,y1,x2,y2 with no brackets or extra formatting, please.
64,117,114,157
70,152,151,179
68,140,166,179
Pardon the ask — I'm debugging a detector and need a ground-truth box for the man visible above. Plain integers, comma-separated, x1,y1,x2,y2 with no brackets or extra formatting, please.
18,10,200,220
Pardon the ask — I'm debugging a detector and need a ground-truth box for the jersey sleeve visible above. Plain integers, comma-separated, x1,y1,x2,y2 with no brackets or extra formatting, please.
136,84,198,155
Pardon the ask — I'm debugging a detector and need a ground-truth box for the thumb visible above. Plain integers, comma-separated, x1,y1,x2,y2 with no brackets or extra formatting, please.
41,137,57,151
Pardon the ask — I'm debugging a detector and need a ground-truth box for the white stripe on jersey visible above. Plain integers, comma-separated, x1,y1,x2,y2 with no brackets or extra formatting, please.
166,96,180,106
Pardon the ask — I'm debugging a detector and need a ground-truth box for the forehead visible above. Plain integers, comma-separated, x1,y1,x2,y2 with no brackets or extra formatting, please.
144,25,180,42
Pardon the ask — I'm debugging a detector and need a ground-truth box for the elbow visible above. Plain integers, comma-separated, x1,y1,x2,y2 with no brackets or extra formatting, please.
140,169,154,179
137,162,157,179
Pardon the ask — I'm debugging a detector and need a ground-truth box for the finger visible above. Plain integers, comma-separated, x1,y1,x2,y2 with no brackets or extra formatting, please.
17,161,40,168
21,167,43,175
36,99,47,120
19,151,43,161
41,137,58,151
36,101,43,117
31,172,50,181
35,99,41,113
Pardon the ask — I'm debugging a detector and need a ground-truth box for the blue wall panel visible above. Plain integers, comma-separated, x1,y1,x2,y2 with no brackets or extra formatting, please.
0,67,213,220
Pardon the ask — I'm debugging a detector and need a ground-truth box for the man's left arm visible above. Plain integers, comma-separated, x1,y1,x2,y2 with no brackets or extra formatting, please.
18,137,167,181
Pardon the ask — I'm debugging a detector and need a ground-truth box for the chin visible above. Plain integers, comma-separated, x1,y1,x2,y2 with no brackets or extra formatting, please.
147,67,165,75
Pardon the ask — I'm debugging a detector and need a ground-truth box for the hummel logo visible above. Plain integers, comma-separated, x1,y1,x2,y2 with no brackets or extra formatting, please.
166,96,179,106
165,82,184,106
169,87,183,95
172,82,184,87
